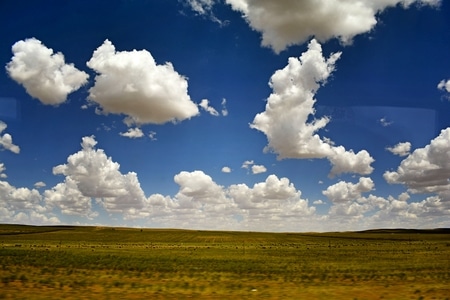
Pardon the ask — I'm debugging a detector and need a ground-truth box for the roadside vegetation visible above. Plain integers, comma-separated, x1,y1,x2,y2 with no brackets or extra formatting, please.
0,224,449,299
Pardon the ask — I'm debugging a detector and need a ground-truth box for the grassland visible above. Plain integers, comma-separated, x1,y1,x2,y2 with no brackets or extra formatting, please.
0,224,449,299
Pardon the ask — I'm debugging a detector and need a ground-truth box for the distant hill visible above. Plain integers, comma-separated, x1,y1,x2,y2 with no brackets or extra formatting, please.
357,228,450,234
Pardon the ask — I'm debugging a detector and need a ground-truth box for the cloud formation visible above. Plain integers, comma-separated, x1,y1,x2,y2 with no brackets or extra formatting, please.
0,121,20,154
120,127,144,139
386,142,411,156
251,39,374,177
438,79,450,93
251,164,267,174
225,0,441,52
199,99,220,116
46,136,148,218
221,166,232,173
6,38,88,105
384,127,450,195
323,177,375,203
87,40,199,125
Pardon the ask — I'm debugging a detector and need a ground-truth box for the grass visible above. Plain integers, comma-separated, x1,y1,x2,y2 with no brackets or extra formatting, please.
0,225,449,299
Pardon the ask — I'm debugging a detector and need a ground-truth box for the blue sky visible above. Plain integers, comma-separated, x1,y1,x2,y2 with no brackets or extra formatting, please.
1,0,450,231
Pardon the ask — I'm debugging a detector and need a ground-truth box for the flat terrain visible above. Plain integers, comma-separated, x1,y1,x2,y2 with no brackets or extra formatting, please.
0,224,449,299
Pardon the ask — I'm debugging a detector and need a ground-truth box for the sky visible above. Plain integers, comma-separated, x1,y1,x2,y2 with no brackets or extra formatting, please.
1,0,450,232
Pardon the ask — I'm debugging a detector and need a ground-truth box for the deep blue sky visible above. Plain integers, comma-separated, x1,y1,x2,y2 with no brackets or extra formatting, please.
0,0,449,231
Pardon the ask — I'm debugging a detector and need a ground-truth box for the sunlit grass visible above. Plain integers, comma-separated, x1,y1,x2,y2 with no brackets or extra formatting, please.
0,225,449,299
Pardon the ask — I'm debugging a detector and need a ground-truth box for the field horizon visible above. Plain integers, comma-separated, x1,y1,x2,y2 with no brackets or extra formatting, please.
1,223,449,299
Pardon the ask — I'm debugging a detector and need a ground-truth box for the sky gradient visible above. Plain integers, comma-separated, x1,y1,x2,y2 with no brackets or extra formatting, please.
1,0,450,231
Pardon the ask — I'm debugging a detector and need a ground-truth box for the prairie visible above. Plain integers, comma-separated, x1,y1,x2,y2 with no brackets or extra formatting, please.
0,224,449,299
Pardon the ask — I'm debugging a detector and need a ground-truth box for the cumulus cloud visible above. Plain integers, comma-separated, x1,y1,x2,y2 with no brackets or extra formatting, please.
438,79,450,93
323,177,375,203
6,38,88,105
386,142,411,156
251,39,374,177
199,99,220,116
228,175,315,221
87,40,199,125
225,0,441,52
120,127,144,139
0,121,20,154
384,127,450,195
251,164,267,174
0,175,57,225
47,136,147,218
221,166,232,173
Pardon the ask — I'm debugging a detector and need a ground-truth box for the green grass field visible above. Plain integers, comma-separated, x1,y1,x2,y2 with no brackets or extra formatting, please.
0,224,449,299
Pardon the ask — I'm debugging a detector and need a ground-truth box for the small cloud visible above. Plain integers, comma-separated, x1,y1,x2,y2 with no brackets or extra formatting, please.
313,200,324,205
34,181,46,188
386,142,411,157
0,163,7,178
148,131,157,141
438,79,450,93
120,127,144,139
221,166,231,173
0,121,20,154
379,117,393,127
199,99,219,116
221,98,228,116
241,160,254,169
251,164,267,174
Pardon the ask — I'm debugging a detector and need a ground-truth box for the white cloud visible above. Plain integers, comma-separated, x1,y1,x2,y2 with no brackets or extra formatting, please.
313,200,324,205
120,127,144,139
34,181,46,188
438,79,450,93
221,98,228,116
379,117,393,127
0,175,57,225
174,170,227,204
251,164,267,174
323,177,375,203
384,127,450,195
386,142,411,156
241,160,254,169
187,0,214,15
221,166,232,173
199,99,220,116
47,136,148,218
0,121,20,154
0,163,6,178
87,40,199,125
225,0,441,53
6,38,88,105
251,39,374,177
148,131,157,141
228,175,315,221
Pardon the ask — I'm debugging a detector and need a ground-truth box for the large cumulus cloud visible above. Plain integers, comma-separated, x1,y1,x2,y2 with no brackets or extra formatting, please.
6,38,89,105
86,40,199,125
225,0,441,52
45,136,148,218
251,39,374,177
384,127,450,195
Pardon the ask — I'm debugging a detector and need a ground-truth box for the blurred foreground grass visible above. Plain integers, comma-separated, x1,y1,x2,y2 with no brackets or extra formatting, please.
0,224,449,299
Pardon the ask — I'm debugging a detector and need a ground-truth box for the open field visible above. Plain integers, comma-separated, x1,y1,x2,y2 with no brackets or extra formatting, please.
0,225,449,299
